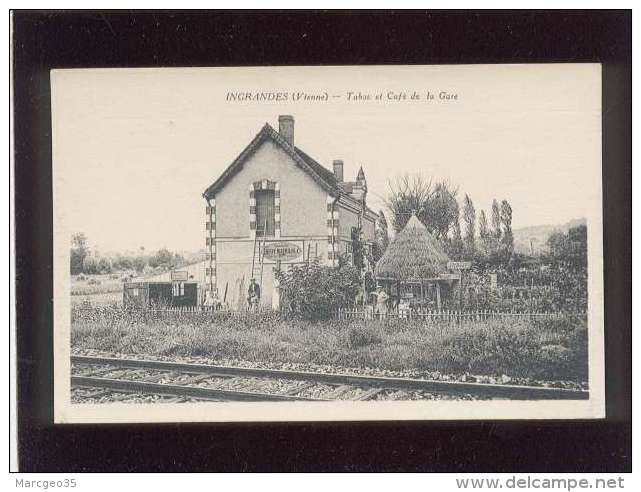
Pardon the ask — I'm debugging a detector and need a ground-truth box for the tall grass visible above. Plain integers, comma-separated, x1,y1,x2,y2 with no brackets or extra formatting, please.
71,306,588,382
70,275,125,296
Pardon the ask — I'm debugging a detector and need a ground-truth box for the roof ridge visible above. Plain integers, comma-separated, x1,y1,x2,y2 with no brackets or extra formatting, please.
404,214,427,230
203,122,339,198
374,213,450,280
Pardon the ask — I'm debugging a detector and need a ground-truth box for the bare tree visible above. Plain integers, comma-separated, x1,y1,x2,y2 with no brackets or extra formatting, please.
384,173,433,232
425,181,460,240
384,173,458,240
70,232,89,274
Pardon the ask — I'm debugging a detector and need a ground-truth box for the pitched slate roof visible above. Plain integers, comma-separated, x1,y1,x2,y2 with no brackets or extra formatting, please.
203,123,340,199
292,146,339,190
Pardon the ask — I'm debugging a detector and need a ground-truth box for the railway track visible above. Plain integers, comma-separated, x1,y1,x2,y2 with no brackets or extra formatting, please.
70,355,589,403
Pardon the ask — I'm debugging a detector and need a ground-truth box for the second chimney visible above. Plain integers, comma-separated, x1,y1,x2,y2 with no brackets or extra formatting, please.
278,115,294,146
333,160,344,182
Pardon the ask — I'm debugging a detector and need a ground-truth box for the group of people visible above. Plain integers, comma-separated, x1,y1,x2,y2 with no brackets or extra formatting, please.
202,277,274,311
372,285,390,318
203,276,407,317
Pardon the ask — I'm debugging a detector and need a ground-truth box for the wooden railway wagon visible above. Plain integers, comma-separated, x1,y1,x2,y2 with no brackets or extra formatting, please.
123,281,199,309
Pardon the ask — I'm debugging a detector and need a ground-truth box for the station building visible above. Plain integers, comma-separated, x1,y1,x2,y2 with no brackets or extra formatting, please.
201,115,378,307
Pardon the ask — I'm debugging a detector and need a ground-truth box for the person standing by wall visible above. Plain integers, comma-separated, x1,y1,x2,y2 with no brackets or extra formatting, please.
247,278,261,310
272,268,281,311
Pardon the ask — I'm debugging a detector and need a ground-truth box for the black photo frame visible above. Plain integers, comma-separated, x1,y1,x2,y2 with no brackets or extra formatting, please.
12,10,631,472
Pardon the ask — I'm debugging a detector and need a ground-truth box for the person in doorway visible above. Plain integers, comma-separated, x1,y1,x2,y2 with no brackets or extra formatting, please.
247,278,261,310
373,285,389,319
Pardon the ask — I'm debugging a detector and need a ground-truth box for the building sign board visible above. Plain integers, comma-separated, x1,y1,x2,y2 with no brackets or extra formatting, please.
263,242,303,262
440,273,461,281
171,270,189,281
447,261,472,271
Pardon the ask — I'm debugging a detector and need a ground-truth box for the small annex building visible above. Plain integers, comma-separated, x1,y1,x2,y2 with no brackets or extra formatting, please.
374,213,453,309
123,281,199,309
201,115,378,308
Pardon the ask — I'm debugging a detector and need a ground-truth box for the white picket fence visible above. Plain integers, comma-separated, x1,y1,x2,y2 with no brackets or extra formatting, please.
335,307,566,322
77,303,569,323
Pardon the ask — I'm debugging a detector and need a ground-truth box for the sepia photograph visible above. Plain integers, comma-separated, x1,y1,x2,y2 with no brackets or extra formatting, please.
51,64,604,422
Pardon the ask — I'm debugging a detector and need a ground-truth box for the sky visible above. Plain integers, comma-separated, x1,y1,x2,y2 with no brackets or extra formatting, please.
52,65,601,253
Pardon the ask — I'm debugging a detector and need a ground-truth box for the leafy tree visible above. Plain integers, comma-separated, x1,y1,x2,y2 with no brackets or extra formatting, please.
373,210,390,261
133,255,148,273
112,254,133,271
547,230,568,256
462,194,476,256
82,256,99,274
491,199,502,240
70,233,89,275
173,252,186,268
478,210,489,241
148,248,174,269
547,225,587,267
424,181,460,240
446,202,464,260
568,224,587,244
97,257,112,274
478,210,492,256
500,200,514,260
350,227,365,271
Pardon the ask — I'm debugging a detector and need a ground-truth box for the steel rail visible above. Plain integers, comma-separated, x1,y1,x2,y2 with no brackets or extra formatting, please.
71,355,589,400
71,376,320,402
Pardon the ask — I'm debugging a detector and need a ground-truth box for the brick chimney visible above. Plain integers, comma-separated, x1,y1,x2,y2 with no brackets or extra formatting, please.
332,160,344,182
278,115,294,146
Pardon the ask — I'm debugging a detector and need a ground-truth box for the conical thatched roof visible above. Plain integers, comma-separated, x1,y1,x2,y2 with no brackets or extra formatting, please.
374,214,450,280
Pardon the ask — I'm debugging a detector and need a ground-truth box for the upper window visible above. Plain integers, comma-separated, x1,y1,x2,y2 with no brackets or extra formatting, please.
255,189,276,237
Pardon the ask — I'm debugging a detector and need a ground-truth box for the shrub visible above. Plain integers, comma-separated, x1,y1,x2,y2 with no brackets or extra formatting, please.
436,323,540,376
277,259,361,320
347,325,382,349
87,278,101,286
71,307,588,383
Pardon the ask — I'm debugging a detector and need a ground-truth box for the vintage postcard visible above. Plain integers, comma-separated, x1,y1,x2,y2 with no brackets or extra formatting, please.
52,65,604,423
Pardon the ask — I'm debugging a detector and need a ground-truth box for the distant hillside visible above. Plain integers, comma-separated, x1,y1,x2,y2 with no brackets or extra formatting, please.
513,218,586,255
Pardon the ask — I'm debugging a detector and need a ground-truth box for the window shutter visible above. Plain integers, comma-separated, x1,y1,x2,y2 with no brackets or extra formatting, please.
255,190,275,237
